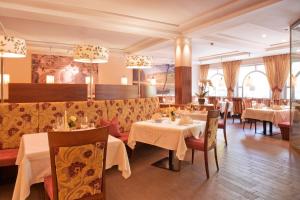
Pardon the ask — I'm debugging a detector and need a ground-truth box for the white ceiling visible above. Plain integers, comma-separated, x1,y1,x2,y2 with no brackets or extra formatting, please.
0,0,299,63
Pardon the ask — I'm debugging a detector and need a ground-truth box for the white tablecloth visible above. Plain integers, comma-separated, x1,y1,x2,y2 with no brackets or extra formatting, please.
128,119,206,160
242,108,290,126
219,101,233,113
13,133,131,200
176,110,207,121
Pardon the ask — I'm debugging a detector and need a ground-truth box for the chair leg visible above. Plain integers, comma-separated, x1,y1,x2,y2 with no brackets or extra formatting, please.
223,127,228,146
250,121,253,130
243,121,246,130
191,149,195,164
254,121,257,134
204,151,210,179
214,146,219,171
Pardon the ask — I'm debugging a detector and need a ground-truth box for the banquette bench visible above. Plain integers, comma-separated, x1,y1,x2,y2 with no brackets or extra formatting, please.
0,97,160,167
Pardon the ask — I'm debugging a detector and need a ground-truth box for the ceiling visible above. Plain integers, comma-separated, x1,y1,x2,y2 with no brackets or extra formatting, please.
0,0,299,63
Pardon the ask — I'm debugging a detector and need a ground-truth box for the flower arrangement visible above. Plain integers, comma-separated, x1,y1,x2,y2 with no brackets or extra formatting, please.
68,115,77,128
195,79,213,98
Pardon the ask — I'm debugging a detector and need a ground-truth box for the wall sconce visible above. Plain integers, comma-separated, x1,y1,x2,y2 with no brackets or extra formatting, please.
0,74,10,84
149,76,156,85
121,76,128,85
85,76,93,84
46,75,55,84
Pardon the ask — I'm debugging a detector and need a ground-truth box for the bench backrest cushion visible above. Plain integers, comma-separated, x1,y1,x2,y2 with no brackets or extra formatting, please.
0,103,39,149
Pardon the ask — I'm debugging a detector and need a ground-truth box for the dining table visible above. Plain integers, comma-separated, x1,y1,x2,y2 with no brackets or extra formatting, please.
176,110,207,121
218,101,233,114
128,118,206,171
242,107,290,135
12,132,131,200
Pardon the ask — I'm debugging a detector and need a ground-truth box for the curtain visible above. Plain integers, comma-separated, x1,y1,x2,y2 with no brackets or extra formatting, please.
222,60,241,99
199,64,209,81
263,54,290,100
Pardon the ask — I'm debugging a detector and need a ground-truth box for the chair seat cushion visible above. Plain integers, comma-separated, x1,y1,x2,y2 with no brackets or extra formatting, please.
44,175,54,200
218,121,224,129
185,137,205,151
278,122,290,128
0,148,18,167
118,132,129,143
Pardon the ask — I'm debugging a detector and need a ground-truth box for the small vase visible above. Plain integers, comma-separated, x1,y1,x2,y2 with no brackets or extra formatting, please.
170,115,176,121
198,98,205,105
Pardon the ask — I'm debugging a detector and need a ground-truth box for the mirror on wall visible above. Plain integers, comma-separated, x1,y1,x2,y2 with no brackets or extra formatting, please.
290,19,300,151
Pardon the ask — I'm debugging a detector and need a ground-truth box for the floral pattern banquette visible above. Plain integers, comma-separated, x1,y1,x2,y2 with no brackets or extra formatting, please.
54,142,105,199
0,97,159,150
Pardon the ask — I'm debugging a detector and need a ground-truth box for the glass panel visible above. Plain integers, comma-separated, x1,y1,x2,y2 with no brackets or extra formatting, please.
208,74,227,97
290,19,300,151
238,65,254,87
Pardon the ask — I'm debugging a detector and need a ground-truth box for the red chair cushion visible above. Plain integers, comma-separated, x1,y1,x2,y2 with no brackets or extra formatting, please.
0,148,18,167
218,121,225,129
185,137,205,151
278,122,290,128
118,132,129,143
44,175,54,200
98,117,122,137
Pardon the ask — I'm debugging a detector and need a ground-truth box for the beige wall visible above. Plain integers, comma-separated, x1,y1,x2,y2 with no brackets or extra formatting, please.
2,50,132,85
3,51,32,83
98,51,133,85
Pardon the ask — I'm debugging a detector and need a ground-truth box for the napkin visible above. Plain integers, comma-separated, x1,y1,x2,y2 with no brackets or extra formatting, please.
152,113,162,121
178,116,193,125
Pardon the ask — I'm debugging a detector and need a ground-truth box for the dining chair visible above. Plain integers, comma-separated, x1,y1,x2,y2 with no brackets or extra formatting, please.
232,98,243,123
185,110,220,179
44,128,109,200
218,102,229,146
242,99,257,132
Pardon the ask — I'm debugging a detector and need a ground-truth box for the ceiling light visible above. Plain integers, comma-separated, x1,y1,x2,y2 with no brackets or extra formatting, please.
281,39,287,42
296,49,300,53
261,34,267,38
73,44,109,63
126,55,152,69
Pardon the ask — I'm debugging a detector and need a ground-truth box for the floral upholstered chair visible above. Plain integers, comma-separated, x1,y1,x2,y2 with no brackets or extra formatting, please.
44,128,109,200
218,102,229,146
185,110,220,179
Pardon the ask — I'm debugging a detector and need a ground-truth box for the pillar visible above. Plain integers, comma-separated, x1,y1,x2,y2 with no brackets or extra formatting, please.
175,36,192,104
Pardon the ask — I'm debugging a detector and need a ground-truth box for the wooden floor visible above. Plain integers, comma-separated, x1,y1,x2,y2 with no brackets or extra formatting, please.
1,121,300,200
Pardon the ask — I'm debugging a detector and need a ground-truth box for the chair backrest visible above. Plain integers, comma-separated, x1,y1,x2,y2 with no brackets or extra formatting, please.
48,128,109,200
204,110,220,150
232,98,243,114
223,102,230,125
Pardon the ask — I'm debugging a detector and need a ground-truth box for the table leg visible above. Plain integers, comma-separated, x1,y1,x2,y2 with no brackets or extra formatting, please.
152,150,181,172
269,122,273,136
263,121,267,135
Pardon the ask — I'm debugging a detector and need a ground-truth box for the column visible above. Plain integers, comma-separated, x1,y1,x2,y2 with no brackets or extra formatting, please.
175,36,192,104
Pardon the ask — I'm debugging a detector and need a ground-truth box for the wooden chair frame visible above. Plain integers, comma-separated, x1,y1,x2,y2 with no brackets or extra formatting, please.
48,128,109,200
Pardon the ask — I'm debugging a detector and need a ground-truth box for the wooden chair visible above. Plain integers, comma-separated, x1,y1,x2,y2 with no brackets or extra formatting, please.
232,98,243,123
218,102,229,146
242,99,257,132
44,128,109,200
185,110,220,179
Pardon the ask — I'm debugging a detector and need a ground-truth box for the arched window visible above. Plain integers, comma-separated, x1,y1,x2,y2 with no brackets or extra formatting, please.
236,65,270,98
208,73,227,97
242,71,270,98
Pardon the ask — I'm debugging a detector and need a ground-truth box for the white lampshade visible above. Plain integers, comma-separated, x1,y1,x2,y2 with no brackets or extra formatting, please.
121,76,128,85
73,44,109,63
149,77,156,85
0,74,10,84
85,76,93,84
126,55,152,69
46,75,55,84
0,35,26,58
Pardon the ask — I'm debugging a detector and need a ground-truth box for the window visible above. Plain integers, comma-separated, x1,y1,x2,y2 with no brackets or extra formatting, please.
287,61,300,99
236,65,270,98
207,68,227,97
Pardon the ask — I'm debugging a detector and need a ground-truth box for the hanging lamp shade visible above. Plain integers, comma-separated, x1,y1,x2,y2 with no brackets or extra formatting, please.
126,55,152,69
0,35,26,58
73,44,109,63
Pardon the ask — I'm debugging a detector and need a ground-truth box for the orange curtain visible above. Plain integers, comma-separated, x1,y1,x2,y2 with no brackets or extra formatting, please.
199,64,209,81
222,60,241,99
263,54,290,100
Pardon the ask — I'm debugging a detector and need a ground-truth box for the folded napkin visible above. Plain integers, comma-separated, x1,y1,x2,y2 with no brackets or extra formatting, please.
178,116,193,125
152,113,162,121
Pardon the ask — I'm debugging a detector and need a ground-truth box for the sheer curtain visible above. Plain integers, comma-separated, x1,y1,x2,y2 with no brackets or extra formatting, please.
199,64,209,81
263,54,290,100
222,60,241,99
